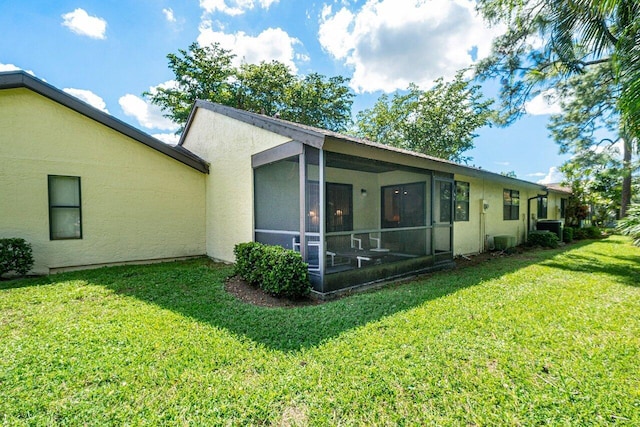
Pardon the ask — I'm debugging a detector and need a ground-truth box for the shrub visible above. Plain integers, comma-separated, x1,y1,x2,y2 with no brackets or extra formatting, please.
584,226,602,239
0,238,34,277
572,227,588,240
527,230,560,248
234,242,310,298
233,242,264,286
571,226,602,240
562,227,574,243
617,204,640,247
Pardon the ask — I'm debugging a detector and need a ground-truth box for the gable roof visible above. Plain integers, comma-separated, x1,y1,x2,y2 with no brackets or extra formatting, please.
181,100,550,192
0,71,208,173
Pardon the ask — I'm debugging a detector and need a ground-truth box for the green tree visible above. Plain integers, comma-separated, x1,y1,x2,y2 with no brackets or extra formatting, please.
146,42,354,132
550,64,628,220
476,0,639,216
354,73,494,163
147,43,236,126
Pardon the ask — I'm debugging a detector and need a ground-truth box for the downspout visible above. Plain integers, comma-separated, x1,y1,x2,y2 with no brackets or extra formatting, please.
527,189,549,238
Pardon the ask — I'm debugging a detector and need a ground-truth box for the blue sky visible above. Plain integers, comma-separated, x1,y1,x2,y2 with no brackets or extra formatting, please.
1,0,568,183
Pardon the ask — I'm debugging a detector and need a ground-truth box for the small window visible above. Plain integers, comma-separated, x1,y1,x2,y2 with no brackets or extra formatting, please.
503,189,520,221
455,181,470,221
537,196,548,219
48,175,82,240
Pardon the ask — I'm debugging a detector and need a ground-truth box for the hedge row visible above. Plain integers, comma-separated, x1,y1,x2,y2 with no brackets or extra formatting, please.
0,238,34,277
563,226,602,242
527,230,560,248
233,242,310,299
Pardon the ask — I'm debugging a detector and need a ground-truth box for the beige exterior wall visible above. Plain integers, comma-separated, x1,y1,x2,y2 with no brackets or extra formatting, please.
453,173,544,255
544,191,569,222
181,108,291,262
0,88,206,274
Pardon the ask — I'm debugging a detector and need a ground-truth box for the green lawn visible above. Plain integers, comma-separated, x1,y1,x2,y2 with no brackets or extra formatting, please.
1,236,639,425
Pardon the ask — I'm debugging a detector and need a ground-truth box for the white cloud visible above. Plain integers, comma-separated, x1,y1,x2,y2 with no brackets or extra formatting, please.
525,89,562,115
494,161,510,166
162,8,176,22
318,0,503,93
63,88,109,113
61,8,107,39
118,83,180,131
199,0,279,16
152,133,180,145
0,63,36,75
536,166,565,184
198,23,300,72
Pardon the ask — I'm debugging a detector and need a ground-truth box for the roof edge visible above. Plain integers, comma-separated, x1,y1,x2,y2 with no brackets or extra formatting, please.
179,100,326,149
0,71,209,174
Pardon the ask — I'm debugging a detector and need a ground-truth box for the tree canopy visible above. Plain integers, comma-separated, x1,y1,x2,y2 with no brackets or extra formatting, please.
476,0,639,135
475,0,639,216
353,73,494,163
146,43,354,133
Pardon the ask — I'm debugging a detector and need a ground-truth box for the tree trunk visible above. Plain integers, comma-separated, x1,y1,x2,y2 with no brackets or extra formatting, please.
620,136,632,218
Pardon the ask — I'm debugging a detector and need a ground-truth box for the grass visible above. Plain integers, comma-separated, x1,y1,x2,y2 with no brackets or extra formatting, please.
1,236,639,425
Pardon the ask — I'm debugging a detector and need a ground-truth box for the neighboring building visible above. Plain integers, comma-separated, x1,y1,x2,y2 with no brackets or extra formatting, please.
0,71,208,274
1,71,570,296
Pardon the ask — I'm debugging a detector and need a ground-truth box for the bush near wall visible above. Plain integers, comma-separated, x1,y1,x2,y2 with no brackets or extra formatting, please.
563,227,574,243
233,242,310,299
571,226,602,240
527,231,560,249
0,238,34,277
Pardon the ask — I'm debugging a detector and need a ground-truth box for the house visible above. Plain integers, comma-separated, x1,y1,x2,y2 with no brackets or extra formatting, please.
0,71,208,274
179,100,570,294
1,71,570,295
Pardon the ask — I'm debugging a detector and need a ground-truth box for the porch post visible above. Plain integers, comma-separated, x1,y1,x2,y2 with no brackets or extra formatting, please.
299,150,306,261
319,149,325,283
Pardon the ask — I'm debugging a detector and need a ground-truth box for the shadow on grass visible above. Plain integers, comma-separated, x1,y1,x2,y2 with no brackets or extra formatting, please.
113,251,579,352
0,275,58,290
540,239,640,287
0,241,613,352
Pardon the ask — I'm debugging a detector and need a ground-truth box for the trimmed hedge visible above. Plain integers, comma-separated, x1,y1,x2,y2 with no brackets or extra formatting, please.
234,242,310,299
0,238,34,277
527,230,560,248
571,226,602,240
585,226,602,239
562,227,574,243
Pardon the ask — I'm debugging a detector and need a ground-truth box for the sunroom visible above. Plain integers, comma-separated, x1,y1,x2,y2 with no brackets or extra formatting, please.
252,138,456,295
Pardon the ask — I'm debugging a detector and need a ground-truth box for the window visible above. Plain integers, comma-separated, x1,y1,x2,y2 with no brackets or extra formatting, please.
503,189,520,221
439,182,452,223
537,196,548,219
326,183,353,232
560,198,567,219
381,182,426,228
454,181,470,221
48,175,82,240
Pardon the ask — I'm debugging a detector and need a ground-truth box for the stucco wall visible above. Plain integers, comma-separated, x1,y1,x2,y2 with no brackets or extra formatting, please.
453,174,543,255
545,191,569,221
181,108,291,262
0,88,206,274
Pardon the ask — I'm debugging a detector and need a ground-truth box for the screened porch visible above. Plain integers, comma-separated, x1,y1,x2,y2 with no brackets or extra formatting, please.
252,143,455,294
